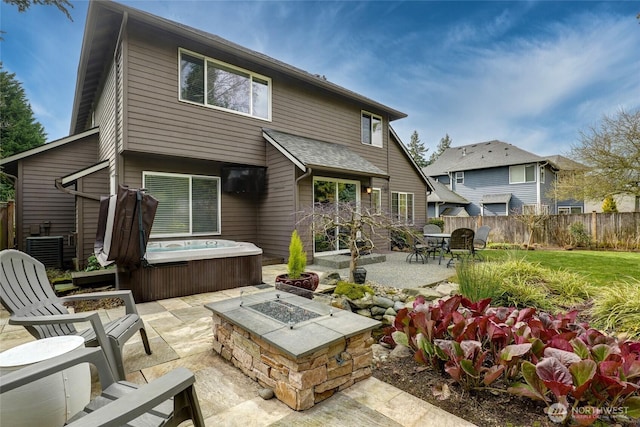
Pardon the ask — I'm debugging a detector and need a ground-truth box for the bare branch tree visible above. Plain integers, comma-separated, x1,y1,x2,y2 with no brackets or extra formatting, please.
510,207,550,248
295,201,406,282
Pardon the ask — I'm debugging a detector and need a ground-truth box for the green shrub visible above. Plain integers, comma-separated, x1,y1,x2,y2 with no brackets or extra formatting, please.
287,230,306,279
426,218,444,231
569,222,590,247
334,281,374,300
85,255,102,271
590,278,640,340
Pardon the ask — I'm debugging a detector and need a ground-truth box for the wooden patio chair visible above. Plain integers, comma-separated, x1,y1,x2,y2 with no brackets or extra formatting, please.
0,347,205,427
0,249,151,381
446,228,475,268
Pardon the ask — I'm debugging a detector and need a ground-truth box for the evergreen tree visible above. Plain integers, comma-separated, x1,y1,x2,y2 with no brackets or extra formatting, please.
0,64,46,159
407,130,428,168
428,133,452,165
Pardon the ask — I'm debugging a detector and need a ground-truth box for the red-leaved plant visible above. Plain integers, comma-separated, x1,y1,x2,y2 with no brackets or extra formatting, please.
382,295,640,425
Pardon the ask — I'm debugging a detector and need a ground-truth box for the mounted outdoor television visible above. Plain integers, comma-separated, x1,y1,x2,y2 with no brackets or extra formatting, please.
221,166,267,193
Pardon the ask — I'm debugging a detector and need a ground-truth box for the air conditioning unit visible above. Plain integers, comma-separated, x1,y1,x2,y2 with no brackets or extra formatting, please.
26,236,64,269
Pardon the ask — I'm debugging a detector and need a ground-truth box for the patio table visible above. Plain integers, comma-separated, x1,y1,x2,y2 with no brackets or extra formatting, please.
424,233,451,265
0,336,91,427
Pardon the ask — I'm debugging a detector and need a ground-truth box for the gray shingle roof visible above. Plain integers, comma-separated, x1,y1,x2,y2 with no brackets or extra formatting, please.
426,177,469,204
263,129,388,177
423,140,545,176
480,193,512,204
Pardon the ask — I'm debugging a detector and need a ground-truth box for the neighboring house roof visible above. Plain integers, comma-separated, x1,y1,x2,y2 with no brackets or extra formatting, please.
0,128,100,167
441,207,469,217
71,1,407,134
480,193,512,204
426,177,469,204
263,129,388,177
423,140,546,176
545,155,587,171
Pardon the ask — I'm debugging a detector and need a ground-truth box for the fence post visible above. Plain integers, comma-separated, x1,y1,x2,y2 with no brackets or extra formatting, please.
591,211,597,243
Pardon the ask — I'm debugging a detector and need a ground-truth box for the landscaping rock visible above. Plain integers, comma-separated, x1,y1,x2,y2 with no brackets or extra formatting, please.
384,307,396,317
371,306,387,316
373,295,394,309
259,388,274,400
389,344,412,359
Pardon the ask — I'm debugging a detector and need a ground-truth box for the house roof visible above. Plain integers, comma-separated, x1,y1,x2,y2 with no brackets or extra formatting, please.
423,140,546,176
0,128,100,166
71,1,407,134
263,129,388,177
426,177,469,204
480,193,512,204
389,126,431,189
545,155,587,171
441,207,469,217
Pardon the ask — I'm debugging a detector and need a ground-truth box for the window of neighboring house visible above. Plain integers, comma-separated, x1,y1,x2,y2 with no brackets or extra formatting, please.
143,172,220,237
179,49,270,120
558,206,583,214
455,172,464,185
509,164,536,184
361,112,383,147
391,192,414,224
371,188,381,214
540,167,546,184
523,204,550,215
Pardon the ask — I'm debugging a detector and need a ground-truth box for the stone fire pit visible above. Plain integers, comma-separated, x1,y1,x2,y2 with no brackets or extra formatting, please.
205,290,380,410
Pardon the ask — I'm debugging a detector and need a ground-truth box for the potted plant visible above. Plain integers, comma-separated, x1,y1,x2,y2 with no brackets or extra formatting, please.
275,230,319,293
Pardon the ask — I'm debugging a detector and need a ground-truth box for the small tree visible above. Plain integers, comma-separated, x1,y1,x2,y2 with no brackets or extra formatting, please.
297,202,403,282
602,195,618,213
511,207,549,248
286,230,306,279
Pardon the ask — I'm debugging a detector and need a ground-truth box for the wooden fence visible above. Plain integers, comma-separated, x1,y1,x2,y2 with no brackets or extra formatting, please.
442,212,640,250
0,201,15,250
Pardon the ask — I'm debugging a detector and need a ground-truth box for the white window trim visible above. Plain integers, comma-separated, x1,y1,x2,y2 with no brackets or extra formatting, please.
371,188,382,214
558,206,583,214
509,164,537,184
361,111,383,148
392,191,415,225
143,171,221,238
455,171,464,185
178,48,272,121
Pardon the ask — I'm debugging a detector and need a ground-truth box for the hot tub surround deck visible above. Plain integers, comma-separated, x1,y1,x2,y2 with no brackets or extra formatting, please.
205,290,381,411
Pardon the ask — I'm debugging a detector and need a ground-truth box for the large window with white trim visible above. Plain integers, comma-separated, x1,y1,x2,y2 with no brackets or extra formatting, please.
558,206,583,214
361,111,383,147
509,164,536,184
143,172,220,237
179,49,270,120
391,192,414,224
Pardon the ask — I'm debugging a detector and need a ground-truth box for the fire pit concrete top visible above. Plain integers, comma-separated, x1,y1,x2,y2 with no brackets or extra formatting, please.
205,290,381,359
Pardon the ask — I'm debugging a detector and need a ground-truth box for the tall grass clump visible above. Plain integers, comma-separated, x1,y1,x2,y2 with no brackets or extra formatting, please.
590,278,640,340
457,253,593,313
455,260,503,302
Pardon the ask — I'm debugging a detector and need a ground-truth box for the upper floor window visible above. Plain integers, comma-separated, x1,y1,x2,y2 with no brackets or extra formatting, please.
361,112,383,147
179,49,270,120
392,191,414,224
143,171,221,237
523,204,549,215
510,164,536,184
455,171,464,184
540,167,546,184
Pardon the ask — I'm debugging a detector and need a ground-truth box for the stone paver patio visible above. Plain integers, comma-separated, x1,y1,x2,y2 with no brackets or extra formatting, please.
0,255,474,426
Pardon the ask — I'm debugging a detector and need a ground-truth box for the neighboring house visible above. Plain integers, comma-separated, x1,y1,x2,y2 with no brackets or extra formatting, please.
1,0,430,268
423,140,574,217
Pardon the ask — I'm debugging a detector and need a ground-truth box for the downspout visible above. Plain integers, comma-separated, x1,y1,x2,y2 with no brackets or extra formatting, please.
112,12,128,193
55,178,101,201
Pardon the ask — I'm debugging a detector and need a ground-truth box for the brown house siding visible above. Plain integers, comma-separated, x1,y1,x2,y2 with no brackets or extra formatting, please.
95,56,118,182
76,167,110,268
15,136,99,267
257,144,297,259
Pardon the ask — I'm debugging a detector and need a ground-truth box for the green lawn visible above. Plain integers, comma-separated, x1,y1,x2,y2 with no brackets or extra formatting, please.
482,249,640,288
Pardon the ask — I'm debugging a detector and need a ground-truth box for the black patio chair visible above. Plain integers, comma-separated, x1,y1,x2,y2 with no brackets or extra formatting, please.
446,228,475,268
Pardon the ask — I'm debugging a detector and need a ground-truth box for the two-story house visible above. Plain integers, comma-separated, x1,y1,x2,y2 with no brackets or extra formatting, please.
1,0,430,269
423,140,578,217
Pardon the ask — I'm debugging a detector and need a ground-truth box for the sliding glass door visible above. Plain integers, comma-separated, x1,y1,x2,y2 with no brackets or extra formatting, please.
313,178,359,254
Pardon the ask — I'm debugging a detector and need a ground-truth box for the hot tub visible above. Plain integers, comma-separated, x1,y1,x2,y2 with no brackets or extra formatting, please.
117,239,263,302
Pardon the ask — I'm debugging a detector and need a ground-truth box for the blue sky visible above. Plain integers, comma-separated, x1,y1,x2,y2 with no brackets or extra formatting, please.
1,1,639,157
